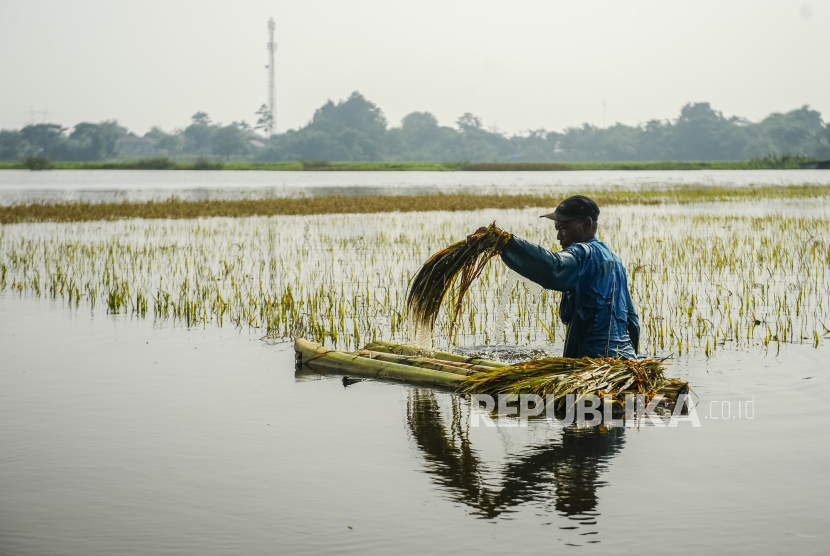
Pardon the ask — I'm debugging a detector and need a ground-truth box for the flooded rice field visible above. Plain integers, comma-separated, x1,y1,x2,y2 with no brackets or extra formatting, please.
2,202,829,357
1,168,829,205
2,197,830,554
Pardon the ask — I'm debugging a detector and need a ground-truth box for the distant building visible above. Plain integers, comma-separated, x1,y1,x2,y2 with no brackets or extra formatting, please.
116,133,157,155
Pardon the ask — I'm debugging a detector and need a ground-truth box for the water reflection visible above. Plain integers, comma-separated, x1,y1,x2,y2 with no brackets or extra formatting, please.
406,389,624,520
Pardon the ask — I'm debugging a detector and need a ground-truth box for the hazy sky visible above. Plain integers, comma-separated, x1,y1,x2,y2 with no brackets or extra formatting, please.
1,0,828,136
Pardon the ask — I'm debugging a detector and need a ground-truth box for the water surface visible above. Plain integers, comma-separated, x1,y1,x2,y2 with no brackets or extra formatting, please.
1,168,829,205
1,293,828,555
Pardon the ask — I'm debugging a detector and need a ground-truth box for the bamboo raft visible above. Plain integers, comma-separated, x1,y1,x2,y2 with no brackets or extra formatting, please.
294,338,689,404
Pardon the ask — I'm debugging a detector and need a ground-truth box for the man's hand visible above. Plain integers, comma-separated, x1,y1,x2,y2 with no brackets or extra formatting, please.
466,226,489,247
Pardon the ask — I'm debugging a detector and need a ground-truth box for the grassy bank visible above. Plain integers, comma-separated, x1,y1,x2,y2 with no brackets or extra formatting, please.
0,159,459,171
2,184,828,224
0,155,816,172
1,157,226,171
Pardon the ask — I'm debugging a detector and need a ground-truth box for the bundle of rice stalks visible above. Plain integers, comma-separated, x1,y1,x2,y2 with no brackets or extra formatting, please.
460,356,672,406
406,222,512,346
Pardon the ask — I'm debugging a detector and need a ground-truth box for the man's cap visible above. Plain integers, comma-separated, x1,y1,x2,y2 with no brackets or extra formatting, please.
540,195,600,222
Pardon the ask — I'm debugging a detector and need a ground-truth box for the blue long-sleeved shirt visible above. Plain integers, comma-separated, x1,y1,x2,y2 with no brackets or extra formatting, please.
500,236,640,360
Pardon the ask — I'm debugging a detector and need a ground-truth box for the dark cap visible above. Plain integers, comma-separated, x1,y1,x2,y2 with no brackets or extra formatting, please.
540,195,600,222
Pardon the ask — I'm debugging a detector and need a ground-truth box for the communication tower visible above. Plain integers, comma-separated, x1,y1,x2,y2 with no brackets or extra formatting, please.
267,17,277,136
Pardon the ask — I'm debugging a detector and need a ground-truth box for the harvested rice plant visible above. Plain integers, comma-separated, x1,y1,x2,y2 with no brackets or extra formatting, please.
1,203,828,357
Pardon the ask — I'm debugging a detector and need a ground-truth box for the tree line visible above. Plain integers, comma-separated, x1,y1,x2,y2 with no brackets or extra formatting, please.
1,92,828,162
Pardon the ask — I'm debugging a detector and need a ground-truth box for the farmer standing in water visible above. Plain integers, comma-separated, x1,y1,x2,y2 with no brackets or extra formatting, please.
469,195,639,360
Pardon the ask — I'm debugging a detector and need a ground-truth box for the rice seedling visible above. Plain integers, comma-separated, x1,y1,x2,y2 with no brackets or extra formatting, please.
0,201,828,358
406,222,511,346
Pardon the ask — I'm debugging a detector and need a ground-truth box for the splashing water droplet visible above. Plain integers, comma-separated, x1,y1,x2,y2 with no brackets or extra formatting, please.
491,270,518,345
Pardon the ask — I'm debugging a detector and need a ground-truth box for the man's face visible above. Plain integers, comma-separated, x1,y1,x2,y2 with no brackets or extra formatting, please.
555,217,592,249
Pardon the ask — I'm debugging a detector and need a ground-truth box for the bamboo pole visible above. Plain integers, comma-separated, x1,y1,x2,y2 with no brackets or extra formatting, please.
654,381,689,402
366,340,509,368
356,350,487,376
295,338,466,389
409,357,495,374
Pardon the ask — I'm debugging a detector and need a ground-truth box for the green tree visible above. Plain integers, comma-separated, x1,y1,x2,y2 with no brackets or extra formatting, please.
506,129,554,161
557,124,601,161
456,113,483,132
67,120,126,160
451,113,510,161
311,92,387,137
19,123,67,158
213,125,249,158
255,104,274,136
0,130,24,160
759,105,825,156
668,102,750,160
635,120,674,160
191,112,211,126
183,112,215,153
228,96,830,163
145,126,182,155
390,112,458,160
295,91,390,160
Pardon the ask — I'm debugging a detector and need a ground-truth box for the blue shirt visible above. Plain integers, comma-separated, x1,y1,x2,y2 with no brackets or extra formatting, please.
500,236,640,360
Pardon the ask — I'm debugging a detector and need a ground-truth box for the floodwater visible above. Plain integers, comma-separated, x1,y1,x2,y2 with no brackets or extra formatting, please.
1,293,829,555
1,168,830,205
2,174,830,553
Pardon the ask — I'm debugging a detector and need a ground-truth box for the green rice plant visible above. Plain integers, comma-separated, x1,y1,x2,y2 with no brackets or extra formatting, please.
0,204,828,356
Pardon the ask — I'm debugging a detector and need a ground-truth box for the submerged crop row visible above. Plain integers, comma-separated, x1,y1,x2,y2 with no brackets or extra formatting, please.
1,203,828,358
2,184,830,224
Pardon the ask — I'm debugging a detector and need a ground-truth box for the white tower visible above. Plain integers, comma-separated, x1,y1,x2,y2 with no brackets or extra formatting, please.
267,17,277,136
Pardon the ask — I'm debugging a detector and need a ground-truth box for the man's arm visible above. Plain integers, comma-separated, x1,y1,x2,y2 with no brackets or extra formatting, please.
499,236,581,292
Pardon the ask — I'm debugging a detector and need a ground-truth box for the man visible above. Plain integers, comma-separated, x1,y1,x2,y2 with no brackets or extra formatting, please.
469,195,639,359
